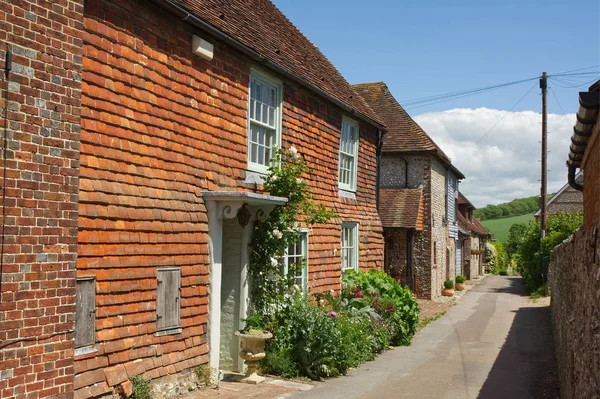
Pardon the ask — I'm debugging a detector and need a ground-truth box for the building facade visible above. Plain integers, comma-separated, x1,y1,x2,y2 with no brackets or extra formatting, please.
354,82,464,300
0,0,386,397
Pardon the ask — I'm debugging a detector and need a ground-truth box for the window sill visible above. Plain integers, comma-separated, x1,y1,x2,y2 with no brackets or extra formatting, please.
74,344,99,357
154,327,182,337
338,189,356,200
243,171,265,185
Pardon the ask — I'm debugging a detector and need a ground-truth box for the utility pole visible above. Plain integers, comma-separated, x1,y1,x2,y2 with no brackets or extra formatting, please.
540,72,548,239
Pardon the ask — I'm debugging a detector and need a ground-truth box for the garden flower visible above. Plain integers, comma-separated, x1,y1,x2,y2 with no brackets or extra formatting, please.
387,308,395,313
296,178,303,184
270,257,278,267
289,146,298,155
272,229,283,239
271,174,278,181
292,284,301,292
329,311,338,318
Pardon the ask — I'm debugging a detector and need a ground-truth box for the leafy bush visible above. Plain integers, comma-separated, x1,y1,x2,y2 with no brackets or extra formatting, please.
241,313,267,334
499,270,508,276
486,241,509,275
443,279,454,289
516,212,583,293
342,269,420,346
262,294,374,380
130,376,151,399
455,275,466,284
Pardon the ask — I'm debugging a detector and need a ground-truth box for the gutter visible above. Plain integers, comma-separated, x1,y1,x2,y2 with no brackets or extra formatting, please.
148,0,387,132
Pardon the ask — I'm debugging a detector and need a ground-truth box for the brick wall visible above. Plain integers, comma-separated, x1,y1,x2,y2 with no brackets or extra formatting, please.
583,121,599,229
549,223,600,398
0,1,83,398
76,0,383,395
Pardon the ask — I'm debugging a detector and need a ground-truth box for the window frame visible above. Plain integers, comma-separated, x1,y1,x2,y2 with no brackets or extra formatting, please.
247,69,283,174
338,116,359,192
282,231,309,293
341,222,359,273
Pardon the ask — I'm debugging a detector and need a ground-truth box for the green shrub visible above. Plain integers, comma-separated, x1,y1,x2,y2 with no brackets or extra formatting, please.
342,269,420,346
499,270,508,276
455,275,466,284
262,295,373,380
130,376,151,399
443,279,454,289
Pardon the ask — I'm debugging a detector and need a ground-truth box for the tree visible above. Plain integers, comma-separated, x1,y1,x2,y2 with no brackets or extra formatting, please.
506,223,528,257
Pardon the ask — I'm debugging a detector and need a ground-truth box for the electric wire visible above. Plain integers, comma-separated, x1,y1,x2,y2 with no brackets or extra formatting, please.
549,87,566,114
549,64,600,75
457,81,538,161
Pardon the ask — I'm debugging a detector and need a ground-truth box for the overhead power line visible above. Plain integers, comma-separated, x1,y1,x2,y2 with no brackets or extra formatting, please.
456,81,538,161
549,87,566,114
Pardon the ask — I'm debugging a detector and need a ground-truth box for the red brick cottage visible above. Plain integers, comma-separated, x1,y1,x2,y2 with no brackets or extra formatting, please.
0,0,386,398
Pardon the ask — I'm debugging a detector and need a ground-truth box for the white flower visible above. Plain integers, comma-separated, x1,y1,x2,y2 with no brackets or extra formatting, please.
292,284,301,292
296,178,303,184
270,257,278,267
271,174,278,181
289,146,298,155
272,229,283,239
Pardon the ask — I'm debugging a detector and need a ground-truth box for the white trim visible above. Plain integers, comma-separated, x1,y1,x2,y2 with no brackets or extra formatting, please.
341,222,359,273
534,171,583,216
247,69,283,174
74,344,99,357
338,116,359,192
282,232,309,293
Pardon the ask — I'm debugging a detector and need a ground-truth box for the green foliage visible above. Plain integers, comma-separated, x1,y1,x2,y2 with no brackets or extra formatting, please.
486,241,509,275
443,279,454,289
342,269,420,346
241,313,267,334
455,275,466,284
516,212,583,293
481,214,534,243
262,294,375,380
473,195,541,221
130,376,151,399
249,147,336,319
194,365,214,387
506,223,528,256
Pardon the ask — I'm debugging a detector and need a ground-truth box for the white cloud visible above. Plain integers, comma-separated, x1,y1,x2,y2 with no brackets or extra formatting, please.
414,108,575,208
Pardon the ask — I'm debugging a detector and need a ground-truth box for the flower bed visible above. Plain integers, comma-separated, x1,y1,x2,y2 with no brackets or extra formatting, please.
261,269,419,380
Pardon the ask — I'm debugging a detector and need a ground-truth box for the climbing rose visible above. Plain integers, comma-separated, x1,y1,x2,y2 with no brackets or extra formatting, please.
272,229,283,239
270,257,278,267
289,146,298,155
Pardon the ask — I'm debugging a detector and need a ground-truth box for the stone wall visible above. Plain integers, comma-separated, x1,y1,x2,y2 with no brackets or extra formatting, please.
0,1,84,398
430,158,449,299
380,155,424,188
549,223,600,398
582,124,599,229
383,228,407,281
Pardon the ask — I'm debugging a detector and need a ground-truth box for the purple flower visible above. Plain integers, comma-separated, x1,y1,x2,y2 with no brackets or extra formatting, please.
329,311,338,318
387,308,395,313
373,292,378,297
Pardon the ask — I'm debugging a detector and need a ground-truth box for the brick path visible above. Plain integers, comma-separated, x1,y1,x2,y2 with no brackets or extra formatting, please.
181,380,297,399
416,299,451,321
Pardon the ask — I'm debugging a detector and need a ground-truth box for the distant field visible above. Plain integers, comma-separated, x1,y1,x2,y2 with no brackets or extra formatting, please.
481,214,535,243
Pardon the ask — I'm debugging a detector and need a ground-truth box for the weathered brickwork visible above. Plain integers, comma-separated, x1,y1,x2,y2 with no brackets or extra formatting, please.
583,124,599,229
75,0,383,396
549,224,600,399
383,228,407,281
0,1,84,398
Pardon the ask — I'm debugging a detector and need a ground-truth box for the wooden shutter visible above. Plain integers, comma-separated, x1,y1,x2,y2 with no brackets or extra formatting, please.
157,268,180,330
75,277,96,348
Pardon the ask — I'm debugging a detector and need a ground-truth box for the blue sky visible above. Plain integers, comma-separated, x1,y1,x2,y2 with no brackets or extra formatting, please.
272,0,599,114
273,0,600,206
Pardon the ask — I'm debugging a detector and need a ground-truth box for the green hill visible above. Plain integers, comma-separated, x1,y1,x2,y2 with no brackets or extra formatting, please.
473,195,540,220
481,214,534,243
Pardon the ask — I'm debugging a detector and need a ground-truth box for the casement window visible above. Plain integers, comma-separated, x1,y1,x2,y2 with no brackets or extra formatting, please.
338,117,359,191
248,71,282,173
75,277,96,349
156,268,181,335
282,232,309,292
341,223,359,273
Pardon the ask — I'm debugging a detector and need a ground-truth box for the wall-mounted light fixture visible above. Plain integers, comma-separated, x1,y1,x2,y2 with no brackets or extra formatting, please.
192,35,214,61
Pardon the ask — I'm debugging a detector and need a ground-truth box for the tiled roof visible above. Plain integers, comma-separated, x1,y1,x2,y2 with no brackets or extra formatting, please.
458,192,474,208
457,211,471,233
379,188,424,230
352,82,450,161
166,0,384,126
471,218,491,237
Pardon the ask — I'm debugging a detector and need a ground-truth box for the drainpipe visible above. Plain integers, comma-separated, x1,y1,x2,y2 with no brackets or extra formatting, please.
568,165,583,191
376,129,385,210
149,0,387,133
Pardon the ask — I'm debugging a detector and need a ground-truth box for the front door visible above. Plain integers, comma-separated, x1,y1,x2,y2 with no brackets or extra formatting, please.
219,218,244,371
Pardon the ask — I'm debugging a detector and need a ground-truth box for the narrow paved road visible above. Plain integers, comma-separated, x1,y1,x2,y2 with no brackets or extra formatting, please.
292,276,559,399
